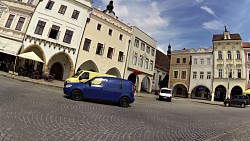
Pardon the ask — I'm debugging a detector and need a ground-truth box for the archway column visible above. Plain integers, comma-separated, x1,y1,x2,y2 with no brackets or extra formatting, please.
137,81,142,92
211,92,214,101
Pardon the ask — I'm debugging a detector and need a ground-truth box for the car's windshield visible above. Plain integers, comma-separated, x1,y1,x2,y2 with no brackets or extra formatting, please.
161,89,171,93
72,71,83,78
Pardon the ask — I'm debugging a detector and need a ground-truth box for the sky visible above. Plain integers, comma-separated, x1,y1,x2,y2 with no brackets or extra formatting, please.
92,0,250,54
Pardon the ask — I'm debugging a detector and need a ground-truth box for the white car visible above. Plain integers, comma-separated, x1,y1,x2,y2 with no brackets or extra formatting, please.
159,88,172,101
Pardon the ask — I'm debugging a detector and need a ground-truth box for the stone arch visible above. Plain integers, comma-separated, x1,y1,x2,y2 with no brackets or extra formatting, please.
128,73,139,92
214,85,227,101
171,83,188,98
231,85,243,98
77,60,99,72
106,67,121,78
47,51,74,80
191,85,211,100
140,75,151,93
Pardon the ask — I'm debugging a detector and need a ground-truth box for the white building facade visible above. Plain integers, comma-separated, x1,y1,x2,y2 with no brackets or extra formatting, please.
212,27,246,101
124,26,157,93
189,48,213,100
22,0,92,80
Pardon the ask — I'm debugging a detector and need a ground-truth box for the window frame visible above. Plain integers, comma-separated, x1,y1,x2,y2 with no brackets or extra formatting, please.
83,38,91,51
15,17,25,31
58,5,67,15
34,20,46,35
71,10,80,20
5,14,15,28
45,0,55,10
63,29,73,44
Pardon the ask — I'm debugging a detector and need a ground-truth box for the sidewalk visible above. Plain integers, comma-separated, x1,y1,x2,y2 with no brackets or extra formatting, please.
0,71,223,106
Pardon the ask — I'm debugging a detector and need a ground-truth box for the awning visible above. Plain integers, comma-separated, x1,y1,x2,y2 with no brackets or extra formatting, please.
133,69,142,74
243,89,250,95
18,51,44,63
0,36,22,56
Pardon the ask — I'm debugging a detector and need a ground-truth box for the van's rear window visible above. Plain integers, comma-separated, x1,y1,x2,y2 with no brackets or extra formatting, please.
161,90,171,93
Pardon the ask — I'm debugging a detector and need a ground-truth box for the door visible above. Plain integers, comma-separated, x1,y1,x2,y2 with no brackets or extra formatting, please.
50,62,63,80
102,79,122,102
83,77,107,100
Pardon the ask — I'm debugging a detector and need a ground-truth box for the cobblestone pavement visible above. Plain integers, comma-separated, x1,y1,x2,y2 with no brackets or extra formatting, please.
1,76,250,141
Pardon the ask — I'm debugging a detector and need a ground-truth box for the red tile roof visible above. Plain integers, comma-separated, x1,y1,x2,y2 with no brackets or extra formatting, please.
213,34,241,41
243,42,250,48
155,50,170,72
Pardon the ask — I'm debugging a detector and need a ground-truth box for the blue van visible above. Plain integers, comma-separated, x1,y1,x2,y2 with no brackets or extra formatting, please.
64,76,135,107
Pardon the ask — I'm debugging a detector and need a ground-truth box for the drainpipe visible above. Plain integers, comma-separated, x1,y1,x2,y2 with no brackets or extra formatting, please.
122,39,131,79
188,55,192,98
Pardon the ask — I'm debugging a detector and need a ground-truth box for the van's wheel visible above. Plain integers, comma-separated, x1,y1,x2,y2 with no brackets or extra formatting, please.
71,90,83,101
225,103,230,107
119,97,130,107
241,103,246,108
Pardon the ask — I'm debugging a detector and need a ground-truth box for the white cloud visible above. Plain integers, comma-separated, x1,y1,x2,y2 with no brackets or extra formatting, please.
200,6,217,17
195,0,203,3
202,20,224,31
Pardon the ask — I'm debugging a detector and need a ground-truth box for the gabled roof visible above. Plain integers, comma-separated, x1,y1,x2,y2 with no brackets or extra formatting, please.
155,50,170,72
213,34,241,41
243,42,250,48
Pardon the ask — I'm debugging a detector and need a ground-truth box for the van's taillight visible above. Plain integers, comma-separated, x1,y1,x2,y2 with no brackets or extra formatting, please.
132,85,136,94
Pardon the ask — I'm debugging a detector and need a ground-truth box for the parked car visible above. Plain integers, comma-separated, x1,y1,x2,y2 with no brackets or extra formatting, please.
64,76,136,107
224,95,250,108
158,87,172,101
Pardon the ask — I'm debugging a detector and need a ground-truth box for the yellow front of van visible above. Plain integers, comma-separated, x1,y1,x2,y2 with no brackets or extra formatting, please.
65,70,116,83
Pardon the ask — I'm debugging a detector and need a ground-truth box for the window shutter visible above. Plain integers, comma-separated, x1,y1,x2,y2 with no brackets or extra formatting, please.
47,28,51,37
56,31,61,40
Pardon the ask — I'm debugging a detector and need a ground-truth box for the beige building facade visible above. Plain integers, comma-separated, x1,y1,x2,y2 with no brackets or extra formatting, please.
212,27,246,101
124,27,157,93
76,8,132,78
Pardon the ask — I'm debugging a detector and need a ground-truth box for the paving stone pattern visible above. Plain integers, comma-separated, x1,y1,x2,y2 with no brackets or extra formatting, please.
0,76,250,141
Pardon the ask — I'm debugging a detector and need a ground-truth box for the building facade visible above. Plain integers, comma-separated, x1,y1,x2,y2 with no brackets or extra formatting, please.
152,49,170,91
124,26,157,93
0,0,40,64
169,48,191,97
76,6,132,78
243,42,250,90
21,0,92,80
189,48,213,100
212,27,246,101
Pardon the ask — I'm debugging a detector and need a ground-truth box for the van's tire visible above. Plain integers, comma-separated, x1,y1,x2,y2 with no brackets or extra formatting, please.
159,96,162,101
240,103,246,108
119,97,130,107
168,98,172,102
225,102,230,107
71,90,83,101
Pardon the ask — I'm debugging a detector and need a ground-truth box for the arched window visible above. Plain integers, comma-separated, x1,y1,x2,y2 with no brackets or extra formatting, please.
218,51,222,59
236,51,240,59
227,51,231,59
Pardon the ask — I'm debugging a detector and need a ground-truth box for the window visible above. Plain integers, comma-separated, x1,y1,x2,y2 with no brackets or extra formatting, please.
181,71,186,79
183,58,186,63
218,51,222,59
107,47,114,59
145,58,149,69
218,69,222,78
58,5,67,15
141,43,145,51
207,58,211,65
146,46,150,54
5,14,15,28
83,38,91,51
17,0,22,1
193,71,197,79
150,61,153,71
27,0,34,4
97,24,102,30
91,78,107,86
238,69,241,78
0,10,3,19
15,17,25,31
207,72,211,79
200,59,204,65
118,51,124,62
139,55,143,67
132,52,137,65
134,39,139,47
194,58,197,65
48,25,60,39
228,69,232,78
45,0,54,10
151,49,155,56
200,72,204,79
71,10,80,20
248,53,250,61
108,29,112,36
34,20,46,35
63,29,73,44
174,71,178,79
227,51,231,59
249,70,250,82
96,43,104,55
177,58,180,63
236,51,240,59
119,34,123,40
